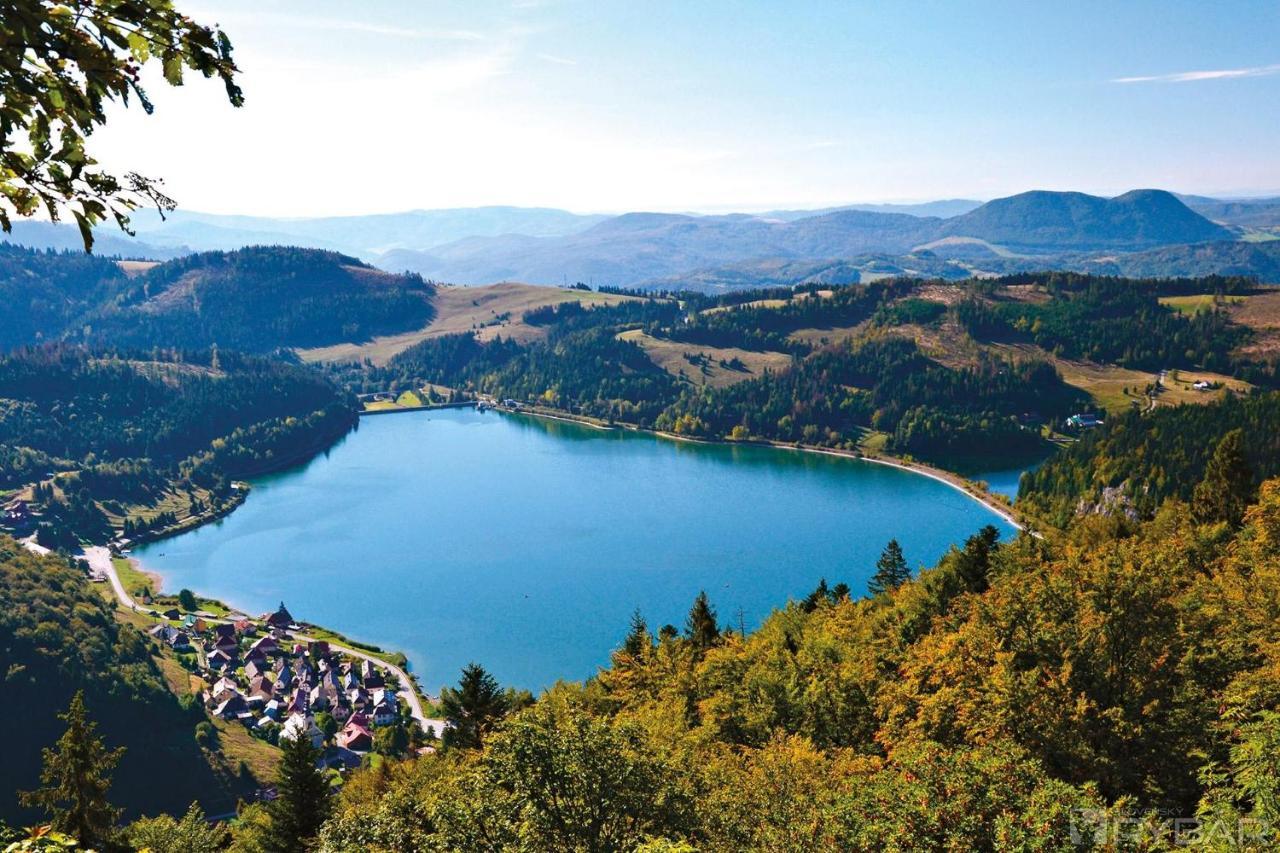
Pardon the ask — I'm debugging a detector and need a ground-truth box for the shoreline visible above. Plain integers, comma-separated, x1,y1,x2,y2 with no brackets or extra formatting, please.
490,404,1029,532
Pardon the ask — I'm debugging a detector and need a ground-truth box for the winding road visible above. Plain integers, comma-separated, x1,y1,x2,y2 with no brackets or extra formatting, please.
77,545,432,733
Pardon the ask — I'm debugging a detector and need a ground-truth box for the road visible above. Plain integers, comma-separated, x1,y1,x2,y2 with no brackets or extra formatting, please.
79,545,432,733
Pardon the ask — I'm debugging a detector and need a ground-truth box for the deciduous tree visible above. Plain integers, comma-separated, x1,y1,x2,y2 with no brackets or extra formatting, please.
0,0,243,249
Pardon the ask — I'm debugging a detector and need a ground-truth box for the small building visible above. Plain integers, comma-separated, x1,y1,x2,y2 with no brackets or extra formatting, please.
1066,413,1104,430
281,713,324,750
1193,380,1212,391
337,719,373,752
264,602,295,630
214,693,249,719
161,608,182,621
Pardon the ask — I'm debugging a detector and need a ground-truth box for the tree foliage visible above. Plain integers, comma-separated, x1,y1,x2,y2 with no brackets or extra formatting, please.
0,0,242,250
17,691,124,848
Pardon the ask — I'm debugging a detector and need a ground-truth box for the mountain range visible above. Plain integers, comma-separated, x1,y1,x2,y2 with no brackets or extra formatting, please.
3,189,1279,289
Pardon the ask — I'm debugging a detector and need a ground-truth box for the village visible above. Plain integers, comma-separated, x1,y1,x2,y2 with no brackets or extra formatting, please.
143,600,447,772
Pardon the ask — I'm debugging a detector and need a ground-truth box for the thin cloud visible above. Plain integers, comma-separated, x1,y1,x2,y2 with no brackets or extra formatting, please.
536,52,577,66
1113,63,1280,83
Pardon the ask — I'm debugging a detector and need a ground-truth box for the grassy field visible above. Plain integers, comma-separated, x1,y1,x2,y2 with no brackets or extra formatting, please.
1158,293,1245,316
1229,289,1280,359
299,282,636,365
618,329,793,388
364,389,429,411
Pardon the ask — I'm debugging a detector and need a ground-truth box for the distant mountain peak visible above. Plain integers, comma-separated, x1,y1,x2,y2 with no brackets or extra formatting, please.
939,189,1231,251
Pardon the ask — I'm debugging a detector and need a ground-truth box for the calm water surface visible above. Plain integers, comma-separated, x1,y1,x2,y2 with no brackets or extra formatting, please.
135,408,1018,691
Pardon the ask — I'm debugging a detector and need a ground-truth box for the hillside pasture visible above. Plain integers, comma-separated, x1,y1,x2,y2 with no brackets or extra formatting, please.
299,282,635,365
618,329,793,388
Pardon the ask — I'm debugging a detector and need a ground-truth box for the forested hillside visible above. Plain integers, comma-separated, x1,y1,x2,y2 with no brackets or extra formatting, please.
1020,391,1280,525
0,245,435,353
334,272,1276,468
0,346,355,545
0,540,238,825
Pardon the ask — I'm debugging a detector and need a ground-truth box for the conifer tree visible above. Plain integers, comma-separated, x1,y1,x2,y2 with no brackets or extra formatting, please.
265,731,330,853
18,691,124,848
441,663,511,750
868,539,911,596
685,590,720,651
1192,429,1256,527
622,608,652,657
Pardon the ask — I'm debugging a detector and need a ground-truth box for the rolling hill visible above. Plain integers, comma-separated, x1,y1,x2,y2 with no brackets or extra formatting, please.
375,190,1237,286
0,244,437,352
938,189,1231,251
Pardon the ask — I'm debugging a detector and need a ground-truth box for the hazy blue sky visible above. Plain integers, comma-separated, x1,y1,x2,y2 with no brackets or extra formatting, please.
94,1,1280,216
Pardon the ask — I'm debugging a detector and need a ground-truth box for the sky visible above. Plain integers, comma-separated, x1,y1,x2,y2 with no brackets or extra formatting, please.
91,0,1280,217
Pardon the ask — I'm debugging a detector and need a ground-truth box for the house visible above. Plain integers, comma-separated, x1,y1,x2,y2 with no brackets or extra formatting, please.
281,713,324,750
244,660,267,681
182,614,207,633
331,699,353,723
264,602,295,630
371,690,398,726
263,699,283,721
213,634,239,655
161,608,181,621
249,675,275,702
211,676,241,702
1193,380,1212,391
249,636,278,658
1066,413,1104,430
214,693,249,719
337,719,373,752
207,648,235,670
234,618,258,637
213,623,237,642
167,630,192,652
287,690,310,716
308,641,331,659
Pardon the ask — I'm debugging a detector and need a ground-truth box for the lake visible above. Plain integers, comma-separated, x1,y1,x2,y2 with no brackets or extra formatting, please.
134,408,1019,691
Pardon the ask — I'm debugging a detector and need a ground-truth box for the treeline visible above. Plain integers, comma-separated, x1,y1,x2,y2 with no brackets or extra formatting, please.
1019,390,1280,525
655,336,1081,461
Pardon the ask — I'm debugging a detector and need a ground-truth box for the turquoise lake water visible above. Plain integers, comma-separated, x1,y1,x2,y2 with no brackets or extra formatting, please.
134,408,1019,692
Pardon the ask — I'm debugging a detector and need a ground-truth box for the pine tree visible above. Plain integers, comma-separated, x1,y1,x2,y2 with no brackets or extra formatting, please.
868,539,911,596
265,731,330,853
802,578,831,613
685,590,720,651
622,608,651,657
18,691,125,848
1192,429,1256,526
441,663,511,750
